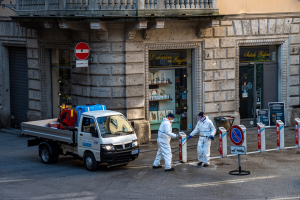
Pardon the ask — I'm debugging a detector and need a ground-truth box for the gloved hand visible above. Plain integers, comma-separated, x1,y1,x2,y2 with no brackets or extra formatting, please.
209,135,214,141
188,135,192,140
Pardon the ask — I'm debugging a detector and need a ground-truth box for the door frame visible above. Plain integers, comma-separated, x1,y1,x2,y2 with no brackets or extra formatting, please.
236,38,288,124
144,43,202,129
239,61,278,126
0,42,27,128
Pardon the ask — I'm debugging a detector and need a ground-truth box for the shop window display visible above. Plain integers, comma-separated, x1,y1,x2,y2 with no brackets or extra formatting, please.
149,50,192,132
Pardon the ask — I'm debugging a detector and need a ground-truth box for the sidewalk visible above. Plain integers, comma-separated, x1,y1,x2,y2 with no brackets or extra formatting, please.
141,126,298,162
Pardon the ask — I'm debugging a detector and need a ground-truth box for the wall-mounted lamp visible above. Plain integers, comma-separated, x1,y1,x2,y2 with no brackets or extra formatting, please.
58,92,61,96
58,79,62,83
89,57,93,62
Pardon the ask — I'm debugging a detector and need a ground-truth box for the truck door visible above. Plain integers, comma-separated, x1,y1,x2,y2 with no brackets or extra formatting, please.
78,116,101,161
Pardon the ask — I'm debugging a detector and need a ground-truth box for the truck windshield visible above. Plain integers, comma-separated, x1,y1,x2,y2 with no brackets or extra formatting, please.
97,115,133,135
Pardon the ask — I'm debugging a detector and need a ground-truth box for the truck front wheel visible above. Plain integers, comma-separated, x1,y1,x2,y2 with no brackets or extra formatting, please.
84,152,98,171
40,146,54,164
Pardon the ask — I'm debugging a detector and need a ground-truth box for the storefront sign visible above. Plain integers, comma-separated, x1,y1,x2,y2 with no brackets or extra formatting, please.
268,102,285,126
257,109,269,126
240,46,277,63
149,50,191,67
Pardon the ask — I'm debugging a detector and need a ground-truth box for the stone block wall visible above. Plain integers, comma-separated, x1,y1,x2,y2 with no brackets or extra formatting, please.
203,20,237,121
200,17,300,125
72,36,145,121
26,34,42,122
287,19,300,124
70,27,148,143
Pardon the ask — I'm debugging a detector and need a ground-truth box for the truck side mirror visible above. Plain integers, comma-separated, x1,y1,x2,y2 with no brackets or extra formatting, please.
131,121,134,127
90,126,98,138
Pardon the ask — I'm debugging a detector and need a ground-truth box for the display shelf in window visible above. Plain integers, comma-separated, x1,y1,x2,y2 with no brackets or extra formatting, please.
149,98,172,102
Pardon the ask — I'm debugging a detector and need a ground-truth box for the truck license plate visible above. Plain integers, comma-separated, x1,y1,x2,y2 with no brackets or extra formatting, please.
131,150,139,155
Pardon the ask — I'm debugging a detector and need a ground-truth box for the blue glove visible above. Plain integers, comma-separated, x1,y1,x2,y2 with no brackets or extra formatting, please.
188,135,192,140
209,135,214,141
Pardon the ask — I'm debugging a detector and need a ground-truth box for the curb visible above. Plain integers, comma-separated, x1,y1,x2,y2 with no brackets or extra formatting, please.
0,128,22,134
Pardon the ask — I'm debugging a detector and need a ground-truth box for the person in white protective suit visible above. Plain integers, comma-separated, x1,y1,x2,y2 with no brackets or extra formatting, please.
153,113,179,171
188,112,216,167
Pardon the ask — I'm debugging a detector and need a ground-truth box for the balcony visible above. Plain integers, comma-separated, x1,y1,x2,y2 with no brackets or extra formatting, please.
15,0,219,17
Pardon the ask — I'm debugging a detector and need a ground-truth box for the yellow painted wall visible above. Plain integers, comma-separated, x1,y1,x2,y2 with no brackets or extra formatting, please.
219,0,300,15
0,0,16,16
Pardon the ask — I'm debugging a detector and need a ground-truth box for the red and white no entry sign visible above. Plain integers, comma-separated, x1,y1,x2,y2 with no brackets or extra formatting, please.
75,42,90,60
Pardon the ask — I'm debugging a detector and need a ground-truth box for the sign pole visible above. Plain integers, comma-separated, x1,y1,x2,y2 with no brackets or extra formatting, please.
238,155,241,174
229,125,250,176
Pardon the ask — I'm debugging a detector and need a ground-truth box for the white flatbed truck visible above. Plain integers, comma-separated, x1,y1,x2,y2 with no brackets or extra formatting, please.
22,110,139,171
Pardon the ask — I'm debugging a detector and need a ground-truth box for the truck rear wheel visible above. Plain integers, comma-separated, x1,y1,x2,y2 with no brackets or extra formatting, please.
40,146,54,164
84,152,98,171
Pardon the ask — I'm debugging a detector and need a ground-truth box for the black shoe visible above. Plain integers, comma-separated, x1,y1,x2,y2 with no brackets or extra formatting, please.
165,168,175,172
203,164,209,167
153,165,162,169
197,162,203,166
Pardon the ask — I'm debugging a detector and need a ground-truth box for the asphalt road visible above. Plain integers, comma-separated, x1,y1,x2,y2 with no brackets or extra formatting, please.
0,127,300,200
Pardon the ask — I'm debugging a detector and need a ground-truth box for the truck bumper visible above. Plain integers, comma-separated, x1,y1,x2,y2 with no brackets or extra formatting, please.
100,148,139,164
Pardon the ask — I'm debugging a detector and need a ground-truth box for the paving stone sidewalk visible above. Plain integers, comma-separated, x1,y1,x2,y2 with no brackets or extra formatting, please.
0,127,300,200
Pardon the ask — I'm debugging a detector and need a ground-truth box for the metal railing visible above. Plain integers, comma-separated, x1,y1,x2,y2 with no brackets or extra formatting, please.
144,0,214,9
16,0,137,11
15,0,218,16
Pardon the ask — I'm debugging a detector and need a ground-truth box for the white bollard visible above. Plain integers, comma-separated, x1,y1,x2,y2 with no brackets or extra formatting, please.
257,122,266,152
179,132,187,163
219,127,227,157
295,118,300,147
276,120,284,149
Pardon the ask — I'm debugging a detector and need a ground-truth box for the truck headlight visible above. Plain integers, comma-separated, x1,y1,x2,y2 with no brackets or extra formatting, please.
101,144,115,151
132,140,138,147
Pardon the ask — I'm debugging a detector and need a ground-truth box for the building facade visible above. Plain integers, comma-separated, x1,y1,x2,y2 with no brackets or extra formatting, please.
1,0,300,144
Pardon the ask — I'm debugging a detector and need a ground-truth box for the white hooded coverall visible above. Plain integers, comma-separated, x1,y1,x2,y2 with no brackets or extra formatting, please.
153,118,178,169
190,117,216,165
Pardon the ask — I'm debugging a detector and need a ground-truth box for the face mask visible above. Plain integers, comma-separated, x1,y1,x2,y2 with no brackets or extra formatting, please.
170,119,174,123
200,117,205,122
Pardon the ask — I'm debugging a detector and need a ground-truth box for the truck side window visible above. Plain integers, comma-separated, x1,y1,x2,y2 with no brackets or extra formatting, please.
82,117,97,136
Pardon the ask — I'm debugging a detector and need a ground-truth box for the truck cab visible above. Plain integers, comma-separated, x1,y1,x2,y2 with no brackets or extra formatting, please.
77,110,139,170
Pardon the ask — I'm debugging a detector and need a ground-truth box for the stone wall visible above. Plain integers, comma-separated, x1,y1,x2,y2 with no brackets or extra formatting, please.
27,33,42,121
201,16,300,125
72,27,145,119
2,13,300,138
70,24,149,143
288,20,300,124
